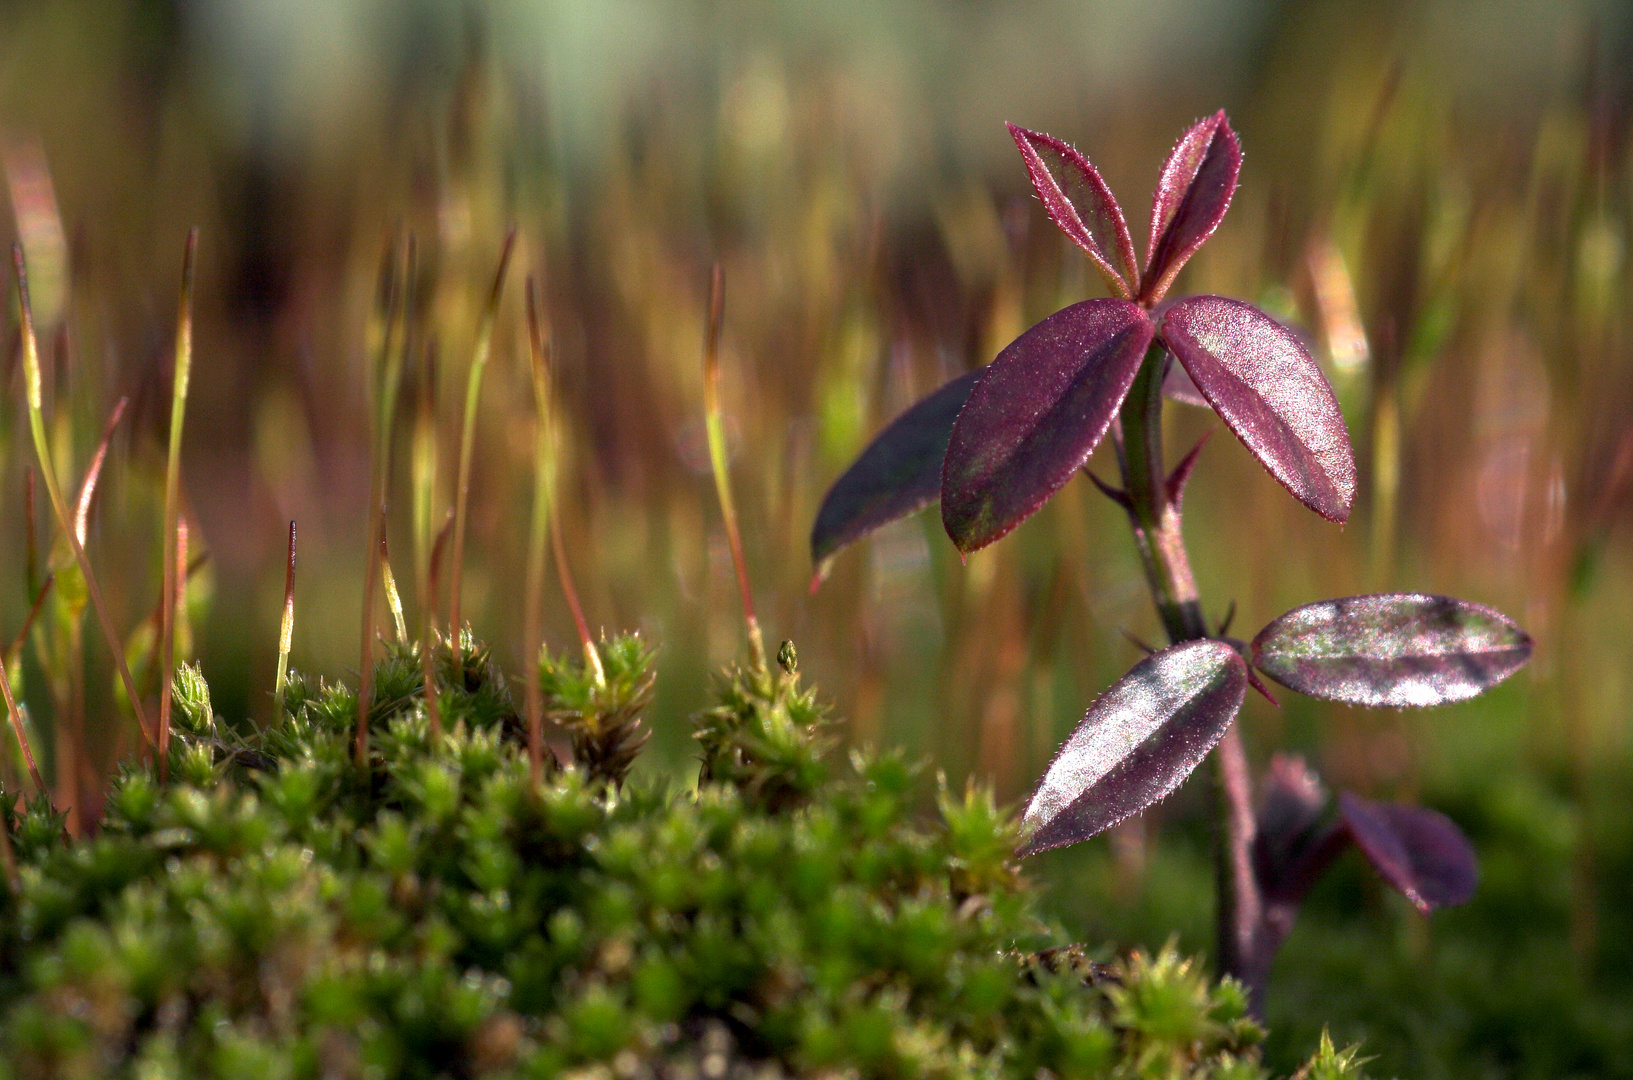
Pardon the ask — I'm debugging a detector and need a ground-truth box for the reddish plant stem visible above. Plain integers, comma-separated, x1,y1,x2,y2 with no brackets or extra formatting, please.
1114,343,1265,1010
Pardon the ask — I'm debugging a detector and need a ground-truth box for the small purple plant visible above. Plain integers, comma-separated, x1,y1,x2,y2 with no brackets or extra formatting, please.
811,112,1531,1011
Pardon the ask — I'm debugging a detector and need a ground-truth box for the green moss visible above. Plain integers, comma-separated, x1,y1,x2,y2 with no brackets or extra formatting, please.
0,642,1366,1079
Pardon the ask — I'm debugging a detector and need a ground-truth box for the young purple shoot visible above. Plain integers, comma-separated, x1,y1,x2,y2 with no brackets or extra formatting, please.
447,230,517,674
273,521,297,720
13,244,153,751
157,229,198,781
810,111,1530,1010
524,276,557,785
701,264,766,672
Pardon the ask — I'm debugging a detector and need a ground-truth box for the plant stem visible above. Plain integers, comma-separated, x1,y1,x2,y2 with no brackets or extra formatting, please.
524,277,555,784
158,229,198,782
357,233,412,768
448,231,517,673
701,264,765,673
1114,342,1264,1007
13,245,153,751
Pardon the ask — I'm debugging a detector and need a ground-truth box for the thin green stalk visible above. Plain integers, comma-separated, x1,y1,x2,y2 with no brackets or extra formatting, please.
12,244,152,749
524,277,555,784
1114,343,1262,1006
274,521,296,720
356,235,409,768
447,231,517,674
158,229,198,780
701,264,765,672
413,339,438,637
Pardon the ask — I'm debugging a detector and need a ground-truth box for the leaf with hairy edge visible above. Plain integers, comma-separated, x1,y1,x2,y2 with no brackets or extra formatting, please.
1162,296,1356,522
1141,111,1241,304
1339,792,1477,912
942,299,1152,553
1251,593,1532,707
1018,640,1246,856
809,369,983,584
1008,123,1138,298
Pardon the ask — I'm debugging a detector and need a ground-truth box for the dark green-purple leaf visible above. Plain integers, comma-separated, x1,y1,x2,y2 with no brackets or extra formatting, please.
1008,123,1138,299
1251,593,1532,707
1018,640,1246,856
942,299,1152,553
1339,792,1477,912
1140,111,1241,305
1253,753,1331,898
1162,296,1356,522
809,369,983,584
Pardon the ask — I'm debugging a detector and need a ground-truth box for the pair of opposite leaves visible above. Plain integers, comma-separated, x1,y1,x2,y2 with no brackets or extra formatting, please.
809,113,1531,889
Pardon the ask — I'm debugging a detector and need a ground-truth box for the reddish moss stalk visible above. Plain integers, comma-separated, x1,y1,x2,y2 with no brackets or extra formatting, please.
13,245,153,752
447,232,516,673
701,264,765,672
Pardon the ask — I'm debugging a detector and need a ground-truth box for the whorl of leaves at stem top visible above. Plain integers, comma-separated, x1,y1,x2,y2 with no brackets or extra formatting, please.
810,110,1355,563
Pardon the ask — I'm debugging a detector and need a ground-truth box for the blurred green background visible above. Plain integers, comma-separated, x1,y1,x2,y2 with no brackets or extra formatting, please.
2,1,1632,1075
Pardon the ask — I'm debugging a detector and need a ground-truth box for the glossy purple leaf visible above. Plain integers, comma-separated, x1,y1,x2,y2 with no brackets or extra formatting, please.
1339,792,1477,912
1008,123,1138,299
1251,593,1533,707
1141,111,1241,304
1162,296,1356,522
1019,640,1246,856
942,299,1152,553
809,369,983,584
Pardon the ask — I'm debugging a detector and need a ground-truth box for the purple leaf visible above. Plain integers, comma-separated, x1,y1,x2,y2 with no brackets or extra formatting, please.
942,299,1152,553
1162,358,1210,408
1251,593,1533,707
1008,123,1138,299
809,369,983,584
1339,792,1478,912
1019,640,1246,856
1141,111,1241,304
1253,754,1334,900
1162,296,1356,522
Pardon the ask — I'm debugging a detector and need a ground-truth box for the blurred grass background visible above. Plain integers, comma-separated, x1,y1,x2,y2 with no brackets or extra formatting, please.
2,1,1632,1075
